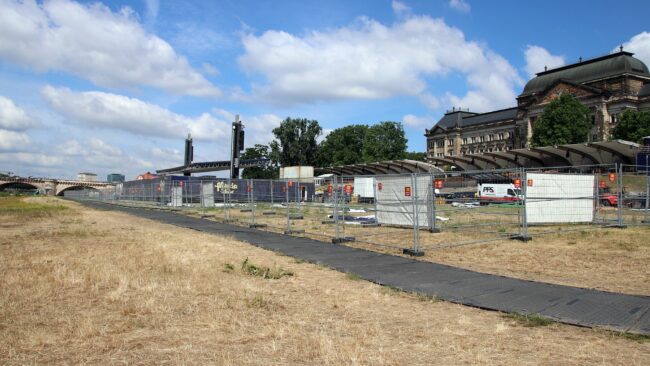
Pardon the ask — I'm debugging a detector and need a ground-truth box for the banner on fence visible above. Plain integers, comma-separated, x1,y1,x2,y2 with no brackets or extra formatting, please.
526,173,594,224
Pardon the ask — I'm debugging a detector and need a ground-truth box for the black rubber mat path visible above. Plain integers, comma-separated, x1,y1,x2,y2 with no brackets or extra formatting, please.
82,201,650,335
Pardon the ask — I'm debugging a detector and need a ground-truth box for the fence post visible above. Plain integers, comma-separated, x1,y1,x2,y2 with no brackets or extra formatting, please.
404,174,423,256
284,180,291,234
616,163,625,228
333,176,340,242
637,162,650,224
520,168,530,240
429,173,440,233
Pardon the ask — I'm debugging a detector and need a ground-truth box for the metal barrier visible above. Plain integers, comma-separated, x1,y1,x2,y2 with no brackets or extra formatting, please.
64,164,650,256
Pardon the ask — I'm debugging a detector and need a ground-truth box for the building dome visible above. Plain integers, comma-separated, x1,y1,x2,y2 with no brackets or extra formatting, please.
521,51,650,96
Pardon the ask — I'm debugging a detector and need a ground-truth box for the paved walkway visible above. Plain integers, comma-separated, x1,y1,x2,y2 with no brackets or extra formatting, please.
83,201,650,335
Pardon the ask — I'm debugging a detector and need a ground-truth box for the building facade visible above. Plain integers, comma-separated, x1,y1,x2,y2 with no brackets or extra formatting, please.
76,172,97,182
426,50,650,162
107,173,125,183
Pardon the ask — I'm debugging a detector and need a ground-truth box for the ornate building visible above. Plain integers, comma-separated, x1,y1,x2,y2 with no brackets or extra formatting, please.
425,50,650,162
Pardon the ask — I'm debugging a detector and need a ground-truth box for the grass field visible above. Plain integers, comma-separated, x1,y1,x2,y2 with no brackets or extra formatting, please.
165,200,650,296
1,196,649,364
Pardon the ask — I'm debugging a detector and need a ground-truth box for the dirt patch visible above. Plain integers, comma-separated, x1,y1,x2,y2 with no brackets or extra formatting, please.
1,197,648,364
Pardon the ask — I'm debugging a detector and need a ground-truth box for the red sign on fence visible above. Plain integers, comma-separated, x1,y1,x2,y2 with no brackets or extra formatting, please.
377,182,383,191
598,181,607,189
434,179,444,189
327,185,333,195
344,185,352,195
404,186,412,197
608,173,616,182
513,178,521,188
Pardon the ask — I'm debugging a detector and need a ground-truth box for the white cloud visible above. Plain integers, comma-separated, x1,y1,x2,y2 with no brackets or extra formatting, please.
212,109,282,146
56,137,153,171
449,0,470,13
239,15,522,112
0,96,39,130
524,45,565,78
202,63,220,76
618,32,650,67
418,93,441,110
41,86,229,140
0,129,31,151
403,114,435,128
0,0,219,97
0,152,63,167
392,1,411,16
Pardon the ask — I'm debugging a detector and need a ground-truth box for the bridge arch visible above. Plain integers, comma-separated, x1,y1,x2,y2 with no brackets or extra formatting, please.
0,182,40,194
56,185,99,196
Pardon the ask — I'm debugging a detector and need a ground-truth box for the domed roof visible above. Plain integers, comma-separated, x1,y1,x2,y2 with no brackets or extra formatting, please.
521,51,650,96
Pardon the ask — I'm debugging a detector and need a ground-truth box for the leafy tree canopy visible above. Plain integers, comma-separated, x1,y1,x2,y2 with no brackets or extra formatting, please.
316,124,368,167
240,144,278,179
530,93,591,147
362,121,408,162
403,151,427,162
270,117,322,166
611,109,650,144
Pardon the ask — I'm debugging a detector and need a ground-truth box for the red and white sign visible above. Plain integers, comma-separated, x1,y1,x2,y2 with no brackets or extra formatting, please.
608,173,616,182
404,186,412,197
327,185,333,195
434,179,444,189
513,178,521,188
344,184,352,195
598,181,607,189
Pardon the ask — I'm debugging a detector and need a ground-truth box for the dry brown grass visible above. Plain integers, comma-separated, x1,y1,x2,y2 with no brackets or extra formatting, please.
2,197,649,365
187,203,650,296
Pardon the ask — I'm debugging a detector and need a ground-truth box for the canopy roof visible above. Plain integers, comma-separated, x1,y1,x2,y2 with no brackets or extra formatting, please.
315,140,640,175
428,140,639,171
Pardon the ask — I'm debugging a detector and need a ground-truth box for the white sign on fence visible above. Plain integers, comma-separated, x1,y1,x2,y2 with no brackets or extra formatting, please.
375,175,432,227
201,182,213,207
171,186,183,207
525,173,594,224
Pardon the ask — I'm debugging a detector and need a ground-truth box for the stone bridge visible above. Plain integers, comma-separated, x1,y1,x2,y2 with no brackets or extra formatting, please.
0,176,115,196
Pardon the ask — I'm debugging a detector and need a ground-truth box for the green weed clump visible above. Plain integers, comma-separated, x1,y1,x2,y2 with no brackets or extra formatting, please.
504,312,554,327
241,258,293,279
0,196,67,217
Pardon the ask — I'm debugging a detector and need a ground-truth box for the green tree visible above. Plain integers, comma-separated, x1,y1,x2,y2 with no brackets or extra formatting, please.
611,109,650,143
530,93,591,146
270,117,322,166
362,121,408,162
240,144,278,179
404,151,427,162
316,125,368,167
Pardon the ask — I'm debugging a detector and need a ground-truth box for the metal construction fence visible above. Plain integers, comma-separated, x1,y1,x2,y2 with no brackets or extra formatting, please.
65,163,650,256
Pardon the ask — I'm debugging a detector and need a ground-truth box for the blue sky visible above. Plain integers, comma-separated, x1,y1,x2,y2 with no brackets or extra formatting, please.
1,0,650,180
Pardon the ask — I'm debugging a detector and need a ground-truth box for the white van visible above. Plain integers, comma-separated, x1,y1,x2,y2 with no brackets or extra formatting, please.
477,183,522,204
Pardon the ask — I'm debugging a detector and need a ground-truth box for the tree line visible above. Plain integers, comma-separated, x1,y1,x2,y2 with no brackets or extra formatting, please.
243,94,650,179
531,93,650,147
241,119,424,179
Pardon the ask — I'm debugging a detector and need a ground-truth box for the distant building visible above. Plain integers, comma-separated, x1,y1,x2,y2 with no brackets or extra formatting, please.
107,173,125,183
426,49,650,161
136,172,158,180
76,172,97,182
